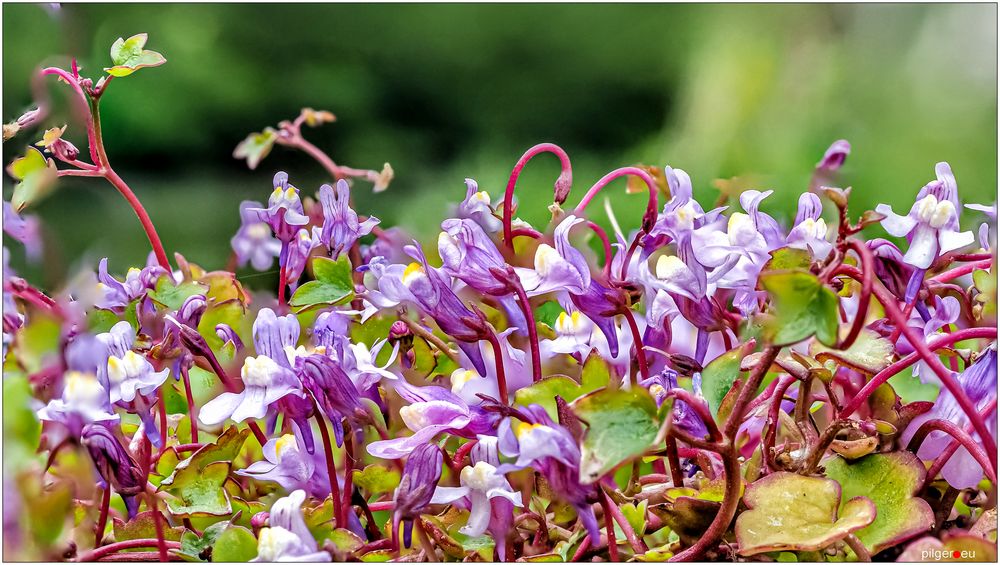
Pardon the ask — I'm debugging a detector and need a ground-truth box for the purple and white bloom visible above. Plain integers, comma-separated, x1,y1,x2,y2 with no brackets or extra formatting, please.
639,369,709,440
281,228,316,291
897,296,962,384
106,351,169,404
902,345,997,490
313,180,379,259
37,371,119,435
455,179,502,233
786,193,833,259
451,328,531,404
254,490,329,562
875,162,974,270
343,339,399,391
81,423,144,519
296,354,368,446
497,405,599,541
368,380,494,459
540,307,634,379
438,217,510,296
431,436,522,540
737,190,785,250
3,201,42,261
231,200,282,271
515,215,591,297
393,443,444,548
237,433,330,499
248,172,310,243
95,258,165,311
965,202,997,252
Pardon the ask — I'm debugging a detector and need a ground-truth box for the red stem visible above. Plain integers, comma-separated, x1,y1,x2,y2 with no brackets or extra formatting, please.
40,67,99,164
620,307,649,384
368,501,394,512
247,421,268,447
669,442,738,562
663,435,684,487
665,388,722,442
838,239,873,350
94,487,111,547
180,366,198,444
502,143,573,249
486,330,510,405
930,259,992,284
315,410,342,528
601,487,648,554
156,390,168,455
907,418,997,482
838,265,998,467
510,279,542,383
451,440,478,474
145,494,168,562
584,220,614,279
837,326,997,418
75,539,181,562
598,493,619,561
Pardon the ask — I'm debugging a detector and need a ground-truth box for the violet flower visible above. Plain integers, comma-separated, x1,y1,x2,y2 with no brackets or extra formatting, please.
281,228,316,292
497,405,599,542
816,139,851,172
876,162,974,271
786,192,833,260
515,215,590,297
231,200,282,271
639,368,709,440
901,345,997,489
897,296,962,384
393,443,443,548
254,490,330,562
313,180,379,259
81,423,144,519
296,354,368,447
237,433,330,499
3,201,42,261
431,436,522,545
454,178,502,233
95,258,165,311
37,371,119,437
248,172,310,243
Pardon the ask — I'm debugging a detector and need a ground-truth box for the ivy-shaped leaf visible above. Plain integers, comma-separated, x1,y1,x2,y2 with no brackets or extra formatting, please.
700,344,748,419
735,472,876,556
290,255,355,312
352,464,401,495
105,33,167,77
572,387,661,483
823,452,935,553
112,511,184,550
211,525,258,562
760,271,839,346
233,128,278,170
159,427,249,516
7,146,57,212
764,247,814,271
147,276,207,310
810,329,893,375
514,355,609,420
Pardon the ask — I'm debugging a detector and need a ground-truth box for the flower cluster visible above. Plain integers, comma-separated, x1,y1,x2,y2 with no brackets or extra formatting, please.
2,34,997,564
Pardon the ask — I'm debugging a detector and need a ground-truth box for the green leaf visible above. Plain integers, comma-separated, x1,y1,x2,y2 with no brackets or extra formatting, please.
105,33,167,77
700,345,746,419
760,271,839,346
112,512,184,551
7,147,57,212
160,427,250,516
823,452,935,553
572,387,661,483
352,464,401,495
289,256,355,312
764,247,814,271
513,355,606,422
147,276,207,310
620,499,648,538
177,521,227,561
211,525,258,562
233,129,278,170
897,532,997,562
810,329,893,375
535,300,565,328
735,472,876,556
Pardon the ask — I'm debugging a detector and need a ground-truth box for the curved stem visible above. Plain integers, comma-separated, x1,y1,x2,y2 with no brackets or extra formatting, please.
75,539,181,562
486,330,510,405
669,443,739,562
510,279,542,383
723,345,781,440
314,410,342,528
930,259,993,284
94,487,111,547
845,534,871,562
763,376,797,472
663,435,685,486
837,239,873,350
620,307,649,384
665,388,722,442
598,492,619,561
502,143,572,249
907,419,997,483
180,366,198,444
573,167,658,224
282,135,345,181
923,399,997,490
40,67,99,164
837,326,997,418
800,420,864,474
145,493,168,562
583,220,614,279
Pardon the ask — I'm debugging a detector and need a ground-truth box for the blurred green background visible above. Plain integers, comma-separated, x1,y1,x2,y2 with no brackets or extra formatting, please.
3,3,997,291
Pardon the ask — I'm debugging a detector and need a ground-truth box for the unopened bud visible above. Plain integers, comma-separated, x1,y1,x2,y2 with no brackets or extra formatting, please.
553,171,573,205
389,320,411,340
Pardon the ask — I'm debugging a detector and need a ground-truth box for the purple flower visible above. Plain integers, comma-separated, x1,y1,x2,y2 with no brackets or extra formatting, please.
639,369,709,440
96,258,165,311
454,179,502,233
540,308,634,379
897,296,962,384
281,229,316,292
431,436,522,541
393,443,444,548
451,328,531,404
876,162,974,269
237,432,330,499
816,139,851,172
965,202,996,252
255,490,330,562
248,172,310,243
81,424,144,519
231,200,283,271
37,371,119,436
342,338,399,391
3,201,42,261
786,193,833,259
438,217,510,296
105,349,170,404
296,354,368,446
901,345,997,490
313,180,379,259
515,215,591,297
497,405,599,541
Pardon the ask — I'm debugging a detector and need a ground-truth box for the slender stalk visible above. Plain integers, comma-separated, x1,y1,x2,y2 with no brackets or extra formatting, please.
837,239,873,350
837,326,996,418
314,410,342,528
668,442,738,562
665,388,722,442
598,493,620,562
663,436,684,487
94,487,111,547
573,167,658,223
75,539,181,562
282,135,345,181
180,366,198,444
930,259,993,284
620,307,650,384
844,534,871,562
247,421,268,447
486,330,510,405
800,420,863,474
502,143,573,249
144,493,168,562
906,419,997,483
156,390,168,454
602,489,647,554
398,314,460,365
341,428,360,530
510,279,542,383
368,501,394,512
584,220,614,279
40,67,99,163
923,399,997,490
723,346,782,440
